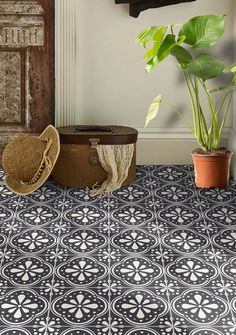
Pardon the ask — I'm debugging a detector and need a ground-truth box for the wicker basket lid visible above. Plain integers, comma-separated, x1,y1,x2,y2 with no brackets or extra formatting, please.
57,125,138,145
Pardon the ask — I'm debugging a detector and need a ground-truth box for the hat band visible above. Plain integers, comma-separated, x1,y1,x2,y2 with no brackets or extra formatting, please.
20,138,53,185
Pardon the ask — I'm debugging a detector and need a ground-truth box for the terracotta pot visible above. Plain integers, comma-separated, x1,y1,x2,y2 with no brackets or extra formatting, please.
192,148,232,188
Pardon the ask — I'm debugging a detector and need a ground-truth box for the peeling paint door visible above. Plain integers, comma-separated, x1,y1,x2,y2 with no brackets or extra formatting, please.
0,0,55,163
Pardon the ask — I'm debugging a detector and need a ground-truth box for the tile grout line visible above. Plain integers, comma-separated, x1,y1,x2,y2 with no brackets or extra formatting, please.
148,166,176,335
0,195,22,273
188,166,236,327
43,186,67,335
108,192,112,335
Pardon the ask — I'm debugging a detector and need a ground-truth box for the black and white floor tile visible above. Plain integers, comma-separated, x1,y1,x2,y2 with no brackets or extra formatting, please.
0,166,236,334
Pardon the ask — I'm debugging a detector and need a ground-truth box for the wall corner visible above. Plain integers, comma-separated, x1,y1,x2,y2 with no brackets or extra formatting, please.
229,129,236,180
229,0,236,180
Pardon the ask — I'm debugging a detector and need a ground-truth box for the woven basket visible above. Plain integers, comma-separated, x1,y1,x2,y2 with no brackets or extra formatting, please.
53,125,138,188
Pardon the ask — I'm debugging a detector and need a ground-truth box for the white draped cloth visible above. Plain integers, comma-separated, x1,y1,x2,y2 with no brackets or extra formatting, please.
90,144,134,196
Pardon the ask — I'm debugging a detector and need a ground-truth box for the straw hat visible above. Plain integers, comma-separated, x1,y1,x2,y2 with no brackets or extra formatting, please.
2,125,60,195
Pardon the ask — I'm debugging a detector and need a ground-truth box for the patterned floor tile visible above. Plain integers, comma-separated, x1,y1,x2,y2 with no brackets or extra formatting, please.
164,255,219,287
150,165,191,184
0,165,236,334
197,186,236,204
110,228,160,255
50,287,109,326
110,254,165,288
161,227,211,254
0,255,55,288
111,184,151,203
154,184,195,203
110,287,169,327
53,254,109,288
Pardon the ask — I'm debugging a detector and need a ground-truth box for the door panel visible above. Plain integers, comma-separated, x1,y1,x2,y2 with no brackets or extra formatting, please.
0,0,55,164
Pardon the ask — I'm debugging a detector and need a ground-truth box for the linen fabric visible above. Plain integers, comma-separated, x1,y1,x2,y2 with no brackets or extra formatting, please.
90,144,134,195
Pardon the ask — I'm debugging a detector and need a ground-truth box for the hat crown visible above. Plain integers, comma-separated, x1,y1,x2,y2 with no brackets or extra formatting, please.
2,137,46,182
2,125,60,195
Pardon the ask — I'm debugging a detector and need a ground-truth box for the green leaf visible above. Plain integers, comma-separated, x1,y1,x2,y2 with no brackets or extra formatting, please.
153,26,169,43
183,53,225,81
145,95,162,127
230,65,236,73
170,45,193,66
146,61,157,73
179,15,225,49
137,25,186,72
145,34,183,72
144,26,167,62
144,46,158,63
224,63,236,84
224,63,236,73
209,84,236,93
157,34,175,62
136,26,162,48
157,34,185,63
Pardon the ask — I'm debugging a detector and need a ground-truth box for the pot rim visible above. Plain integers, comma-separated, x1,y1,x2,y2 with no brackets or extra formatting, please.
191,148,233,157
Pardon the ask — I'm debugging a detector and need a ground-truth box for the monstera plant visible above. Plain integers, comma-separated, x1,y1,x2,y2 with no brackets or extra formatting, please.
136,14,236,188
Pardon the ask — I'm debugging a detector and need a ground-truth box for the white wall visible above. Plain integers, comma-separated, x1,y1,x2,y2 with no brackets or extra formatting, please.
229,0,236,179
55,0,234,164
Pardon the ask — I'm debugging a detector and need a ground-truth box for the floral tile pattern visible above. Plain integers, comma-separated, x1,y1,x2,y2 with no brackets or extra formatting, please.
0,165,236,335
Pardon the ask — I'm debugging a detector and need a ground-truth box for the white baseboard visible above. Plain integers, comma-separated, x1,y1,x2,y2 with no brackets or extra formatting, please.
229,128,236,181
137,139,198,165
137,127,231,140
137,127,231,165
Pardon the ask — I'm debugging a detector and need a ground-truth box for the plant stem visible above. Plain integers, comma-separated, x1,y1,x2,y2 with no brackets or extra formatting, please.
200,80,219,150
182,73,209,149
183,72,197,135
194,77,208,149
219,92,233,140
162,100,194,133
217,91,229,116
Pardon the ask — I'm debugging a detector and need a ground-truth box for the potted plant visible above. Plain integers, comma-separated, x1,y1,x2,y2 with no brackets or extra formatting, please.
136,14,235,188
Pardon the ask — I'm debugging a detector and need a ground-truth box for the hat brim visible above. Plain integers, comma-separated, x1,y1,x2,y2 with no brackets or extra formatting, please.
5,125,60,195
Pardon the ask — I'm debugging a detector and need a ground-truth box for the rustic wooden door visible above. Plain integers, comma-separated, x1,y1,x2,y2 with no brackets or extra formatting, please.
0,0,55,164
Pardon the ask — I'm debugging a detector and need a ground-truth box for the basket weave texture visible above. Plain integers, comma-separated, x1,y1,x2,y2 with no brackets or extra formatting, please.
53,126,137,188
